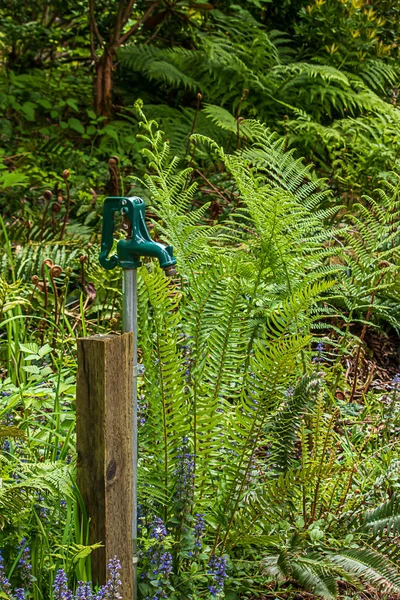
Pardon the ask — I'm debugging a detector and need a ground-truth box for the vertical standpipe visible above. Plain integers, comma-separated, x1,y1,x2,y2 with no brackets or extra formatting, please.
122,269,138,596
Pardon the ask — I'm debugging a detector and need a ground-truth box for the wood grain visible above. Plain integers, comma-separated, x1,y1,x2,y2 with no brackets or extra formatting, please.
77,333,134,597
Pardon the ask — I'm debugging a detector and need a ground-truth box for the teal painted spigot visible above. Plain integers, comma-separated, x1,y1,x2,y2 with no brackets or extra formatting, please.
99,196,177,273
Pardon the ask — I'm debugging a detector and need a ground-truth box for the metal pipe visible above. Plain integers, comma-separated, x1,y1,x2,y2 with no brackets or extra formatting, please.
122,268,138,599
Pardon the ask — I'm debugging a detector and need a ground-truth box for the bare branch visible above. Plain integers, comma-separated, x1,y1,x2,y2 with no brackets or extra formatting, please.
88,0,104,50
144,19,165,45
117,1,161,47
113,0,127,44
122,0,137,28
89,18,97,59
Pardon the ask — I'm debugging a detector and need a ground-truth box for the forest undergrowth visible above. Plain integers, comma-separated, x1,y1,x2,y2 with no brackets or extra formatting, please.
1,0,400,599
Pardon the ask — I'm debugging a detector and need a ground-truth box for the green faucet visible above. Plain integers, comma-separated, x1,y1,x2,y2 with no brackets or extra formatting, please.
99,196,177,274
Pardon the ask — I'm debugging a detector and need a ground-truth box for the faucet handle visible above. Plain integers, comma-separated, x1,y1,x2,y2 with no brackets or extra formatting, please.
99,196,177,272
99,196,122,270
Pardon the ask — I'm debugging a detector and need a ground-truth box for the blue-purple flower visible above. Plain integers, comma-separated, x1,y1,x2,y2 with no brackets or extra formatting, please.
2,439,10,452
194,513,206,549
75,581,93,600
312,342,325,364
393,374,400,384
36,493,49,519
174,438,195,502
96,557,122,600
138,394,147,426
53,568,73,600
149,517,167,541
0,552,13,597
141,518,174,599
208,555,228,596
153,552,173,577
17,538,32,586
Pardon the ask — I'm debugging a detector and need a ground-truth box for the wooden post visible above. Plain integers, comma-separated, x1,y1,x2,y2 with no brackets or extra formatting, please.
76,333,134,597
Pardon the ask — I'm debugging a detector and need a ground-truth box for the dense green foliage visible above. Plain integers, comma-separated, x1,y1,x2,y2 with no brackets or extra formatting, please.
1,0,400,599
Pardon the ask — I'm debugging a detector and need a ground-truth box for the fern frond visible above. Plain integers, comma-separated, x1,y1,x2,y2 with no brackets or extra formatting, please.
269,376,317,473
360,495,400,537
330,547,400,594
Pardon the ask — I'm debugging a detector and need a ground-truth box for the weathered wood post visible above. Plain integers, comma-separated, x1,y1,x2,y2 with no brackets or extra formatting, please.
76,333,134,597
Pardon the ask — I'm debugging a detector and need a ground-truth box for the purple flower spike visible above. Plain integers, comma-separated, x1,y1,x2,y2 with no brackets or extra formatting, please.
17,538,32,586
149,517,167,541
0,552,13,597
312,341,326,363
208,555,228,596
97,556,122,600
194,513,206,549
174,437,195,502
209,585,219,596
76,581,93,600
53,568,73,600
153,552,173,577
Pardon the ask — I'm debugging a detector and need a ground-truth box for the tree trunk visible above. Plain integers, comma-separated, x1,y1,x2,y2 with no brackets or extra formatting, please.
91,0,160,116
95,49,115,117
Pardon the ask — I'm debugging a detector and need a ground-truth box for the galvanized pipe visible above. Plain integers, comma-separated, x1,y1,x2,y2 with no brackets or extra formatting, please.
122,268,138,599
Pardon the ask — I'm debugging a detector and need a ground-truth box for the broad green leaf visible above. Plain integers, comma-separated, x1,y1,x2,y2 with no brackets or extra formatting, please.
100,124,119,141
66,98,79,111
22,101,37,121
39,344,52,358
23,355,41,361
86,125,97,136
72,543,103,562
37,99,52,109
19,343,39,354
22,365,41,375
68,118,85,134
0,171,28,189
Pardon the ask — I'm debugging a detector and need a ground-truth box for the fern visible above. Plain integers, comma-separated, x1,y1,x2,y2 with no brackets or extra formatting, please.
0,460,74,524
1,242,81,283
340,175,400,329
138,265,188,499
118,5,399,201
360,494,400,537
132,104,222,276
268,376,318,474
329,547,400,594
130,117,349,566
262,545,400,599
